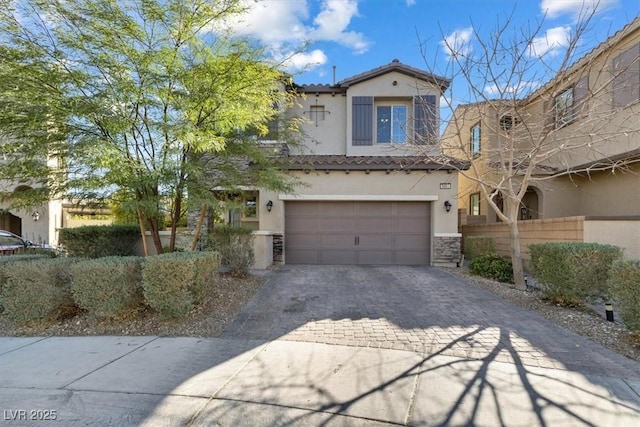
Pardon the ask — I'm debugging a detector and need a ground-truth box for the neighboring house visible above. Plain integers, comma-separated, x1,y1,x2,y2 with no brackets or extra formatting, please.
207,59,467,268
0,181,62,248
445,18,640,259
0,191,62,247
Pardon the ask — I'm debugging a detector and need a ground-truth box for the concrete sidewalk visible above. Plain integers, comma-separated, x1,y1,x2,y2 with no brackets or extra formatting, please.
1,335,639,426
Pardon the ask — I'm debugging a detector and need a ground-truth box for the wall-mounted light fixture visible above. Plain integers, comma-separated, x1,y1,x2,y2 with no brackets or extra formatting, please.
32,211,40,221
266,200,273,212
444,200,452,213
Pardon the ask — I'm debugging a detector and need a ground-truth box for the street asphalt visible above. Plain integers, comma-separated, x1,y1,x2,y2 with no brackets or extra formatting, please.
1,265,639,426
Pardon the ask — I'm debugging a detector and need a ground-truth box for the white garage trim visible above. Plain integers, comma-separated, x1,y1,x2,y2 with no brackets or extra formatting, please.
279,195,439,201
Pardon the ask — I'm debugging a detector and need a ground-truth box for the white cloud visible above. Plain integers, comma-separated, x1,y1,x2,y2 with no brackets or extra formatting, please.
440,27,474,60
527,26,572,57
228,0,309,43
224,0,369,72
484,81,541,97
277,49,329,74
309,0,369,53
540,0,618,19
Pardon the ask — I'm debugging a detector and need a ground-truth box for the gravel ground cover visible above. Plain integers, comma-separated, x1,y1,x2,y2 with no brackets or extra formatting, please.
446,267,640,362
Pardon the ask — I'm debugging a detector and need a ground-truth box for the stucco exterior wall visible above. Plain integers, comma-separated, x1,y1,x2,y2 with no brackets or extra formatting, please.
290,92,347,155
584,218,640,260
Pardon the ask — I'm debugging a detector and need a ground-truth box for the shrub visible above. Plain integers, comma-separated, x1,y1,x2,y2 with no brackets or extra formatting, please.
0,255,54,312
204,225,254,274
70,257,144,319
0,258,79,323
529,242,623,305
469,253,514,283
463,236,496,260
608,259,640,331
59,225,140,258
141,251,220,318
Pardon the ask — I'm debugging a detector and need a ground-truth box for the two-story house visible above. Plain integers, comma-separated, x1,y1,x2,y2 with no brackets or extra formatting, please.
236,59,467,268
446,17,640,258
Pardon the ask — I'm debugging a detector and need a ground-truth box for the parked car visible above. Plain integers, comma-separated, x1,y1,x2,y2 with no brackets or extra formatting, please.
0,230,32,254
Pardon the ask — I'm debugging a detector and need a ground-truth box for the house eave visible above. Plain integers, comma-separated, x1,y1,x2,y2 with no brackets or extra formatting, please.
280,155,469,172
337,60,451,92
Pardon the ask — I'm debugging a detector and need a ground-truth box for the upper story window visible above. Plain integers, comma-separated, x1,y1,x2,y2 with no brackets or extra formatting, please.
470,122,481,156
554,88,574,128
352,95,437,146
549,75,589,130
612,42,640,109
376,105,407,144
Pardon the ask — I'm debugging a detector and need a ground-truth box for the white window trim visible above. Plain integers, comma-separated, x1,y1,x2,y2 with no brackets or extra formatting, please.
375,101,410,144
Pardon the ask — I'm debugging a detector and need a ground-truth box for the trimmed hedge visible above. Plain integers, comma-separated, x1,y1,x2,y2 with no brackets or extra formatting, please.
59,225,140,258
204,225,254,274
0,258,79,323
0,255,55,312
70,257,144,319
141,251,220,318
608,259,640,331
463,236,496,260
529,242,623,305
469,253,514,283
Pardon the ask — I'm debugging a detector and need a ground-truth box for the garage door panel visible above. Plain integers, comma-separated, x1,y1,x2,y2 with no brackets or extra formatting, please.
395,235,430,250
287,217,320,232
321,250,357,265
358,217,393,232
321,234,358,248
286,234,321,249
321,218,357,233
286,202,319,216
358,234,393,249
358,202,393,217
394,218,429,233
323,203,357,217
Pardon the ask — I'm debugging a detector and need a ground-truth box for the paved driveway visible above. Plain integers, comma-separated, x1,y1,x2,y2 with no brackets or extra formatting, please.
223,265,640,378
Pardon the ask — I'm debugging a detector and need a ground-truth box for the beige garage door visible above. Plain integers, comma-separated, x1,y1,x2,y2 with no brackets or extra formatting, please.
285,201,430,265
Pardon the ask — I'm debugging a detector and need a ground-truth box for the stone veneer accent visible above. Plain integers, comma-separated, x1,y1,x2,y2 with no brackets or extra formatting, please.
432,234,462,266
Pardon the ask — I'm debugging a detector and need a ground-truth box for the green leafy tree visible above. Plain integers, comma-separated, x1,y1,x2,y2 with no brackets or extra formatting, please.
0,0,300,253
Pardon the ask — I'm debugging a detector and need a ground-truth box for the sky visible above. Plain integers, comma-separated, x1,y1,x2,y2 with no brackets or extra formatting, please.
228,0,640,93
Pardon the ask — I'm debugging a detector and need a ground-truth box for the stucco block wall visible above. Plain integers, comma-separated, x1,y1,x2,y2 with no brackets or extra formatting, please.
462,216,640,265
462,217,585,263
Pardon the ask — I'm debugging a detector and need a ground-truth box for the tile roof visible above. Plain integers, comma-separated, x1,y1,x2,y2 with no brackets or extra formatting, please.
295,59,450,93
280,155,469,171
